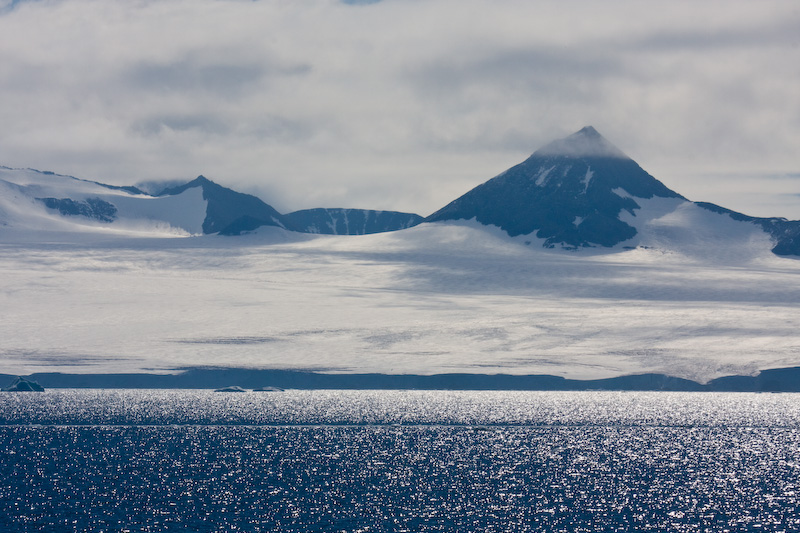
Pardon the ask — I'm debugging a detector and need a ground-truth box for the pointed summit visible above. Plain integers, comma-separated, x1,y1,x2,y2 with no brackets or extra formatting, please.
159,175,287,234
535,126,628,159
427,127,683,248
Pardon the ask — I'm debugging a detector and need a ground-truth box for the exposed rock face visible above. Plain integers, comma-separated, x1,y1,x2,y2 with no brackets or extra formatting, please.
159,176,287,234
38,197,118,222
159,177,425,237
426,126,800,257
427,126,685,249
284,208,423,235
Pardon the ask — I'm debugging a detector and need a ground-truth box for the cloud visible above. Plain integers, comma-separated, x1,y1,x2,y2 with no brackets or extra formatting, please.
532,126,628,159
0,0,34,13
631,17,800,51
126,61,269,96
675,172,800,220
132,114,232,138
0,0,798,218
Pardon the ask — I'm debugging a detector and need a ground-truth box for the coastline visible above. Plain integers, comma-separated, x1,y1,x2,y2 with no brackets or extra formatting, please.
3,366,799,392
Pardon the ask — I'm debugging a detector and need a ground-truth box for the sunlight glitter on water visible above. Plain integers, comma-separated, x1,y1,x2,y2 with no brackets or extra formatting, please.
2,389,800,427
1,390,799,532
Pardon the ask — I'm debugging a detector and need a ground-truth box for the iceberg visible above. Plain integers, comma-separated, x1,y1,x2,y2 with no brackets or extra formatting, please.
2,376,45,392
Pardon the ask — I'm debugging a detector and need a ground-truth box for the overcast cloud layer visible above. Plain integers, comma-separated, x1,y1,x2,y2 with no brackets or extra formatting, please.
1,0,798,218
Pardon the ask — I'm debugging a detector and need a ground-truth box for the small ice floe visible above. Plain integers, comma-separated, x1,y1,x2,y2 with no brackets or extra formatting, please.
214,385,247,393
2,376,45,392
252,386,284,392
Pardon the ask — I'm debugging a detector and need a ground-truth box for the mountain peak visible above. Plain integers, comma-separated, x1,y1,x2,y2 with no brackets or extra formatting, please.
534,126,628,159
426,126,682,248
187,175,214,187
157,175,218,197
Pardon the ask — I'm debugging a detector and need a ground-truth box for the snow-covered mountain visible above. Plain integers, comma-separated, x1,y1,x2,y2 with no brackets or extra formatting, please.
0,166,208,235
0,167,422,237
427,126,800,257
155,176,287,235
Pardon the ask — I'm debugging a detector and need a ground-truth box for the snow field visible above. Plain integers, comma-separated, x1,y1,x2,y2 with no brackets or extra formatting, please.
2,216,799,382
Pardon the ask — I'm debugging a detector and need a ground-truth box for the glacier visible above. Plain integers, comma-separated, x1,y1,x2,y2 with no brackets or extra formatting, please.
1,218,799,383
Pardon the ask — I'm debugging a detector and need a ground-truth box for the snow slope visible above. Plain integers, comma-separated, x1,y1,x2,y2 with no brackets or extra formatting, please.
0,167,206,236
1,217,799,383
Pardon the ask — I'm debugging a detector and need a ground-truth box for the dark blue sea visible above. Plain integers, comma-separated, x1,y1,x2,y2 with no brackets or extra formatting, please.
1,390,799,532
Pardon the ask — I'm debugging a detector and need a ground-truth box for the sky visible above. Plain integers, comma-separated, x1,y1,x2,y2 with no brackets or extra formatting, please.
0,0,798,218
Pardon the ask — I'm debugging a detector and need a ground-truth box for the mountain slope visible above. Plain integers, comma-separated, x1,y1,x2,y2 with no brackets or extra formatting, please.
0,167,424,237
2,128,798,253
284,208,422,235
426,126,685,248
157,176,287,234
0,166,207,235
693,201,800,257
427,126,800,257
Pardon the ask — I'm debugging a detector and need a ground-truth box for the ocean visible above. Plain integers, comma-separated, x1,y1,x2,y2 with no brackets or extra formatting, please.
1,390,799,532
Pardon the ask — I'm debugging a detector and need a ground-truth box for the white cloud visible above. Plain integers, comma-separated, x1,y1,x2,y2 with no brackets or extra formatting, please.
0,0,798,217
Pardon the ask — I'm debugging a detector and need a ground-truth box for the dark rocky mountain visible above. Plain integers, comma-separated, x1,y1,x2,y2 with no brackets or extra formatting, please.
155,176,424,236
427,126,800,256
158,176,288,234
427,126,685,248
284,208,422,235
